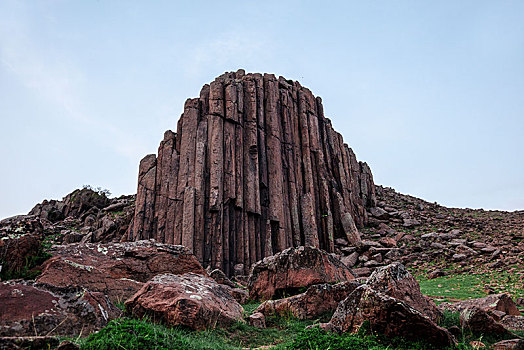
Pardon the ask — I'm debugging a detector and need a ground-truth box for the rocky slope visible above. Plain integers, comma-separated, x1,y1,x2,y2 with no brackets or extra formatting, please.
331,185,523,281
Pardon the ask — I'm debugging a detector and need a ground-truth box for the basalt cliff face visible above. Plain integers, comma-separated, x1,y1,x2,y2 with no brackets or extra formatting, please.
126,70,376,274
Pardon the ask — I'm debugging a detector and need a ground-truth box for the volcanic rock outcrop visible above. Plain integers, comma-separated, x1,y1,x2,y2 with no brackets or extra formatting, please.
127,70,376,274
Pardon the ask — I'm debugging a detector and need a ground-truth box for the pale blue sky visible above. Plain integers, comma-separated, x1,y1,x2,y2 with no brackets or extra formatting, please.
1,1,523,219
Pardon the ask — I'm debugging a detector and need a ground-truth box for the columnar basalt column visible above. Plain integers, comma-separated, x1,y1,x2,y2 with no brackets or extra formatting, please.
127,70,376,274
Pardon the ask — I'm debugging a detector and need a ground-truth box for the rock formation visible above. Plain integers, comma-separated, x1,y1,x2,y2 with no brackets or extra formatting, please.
127,70,376,274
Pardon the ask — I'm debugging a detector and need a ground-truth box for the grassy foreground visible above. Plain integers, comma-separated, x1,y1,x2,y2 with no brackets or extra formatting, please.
73,271,524,350
73,300,520,350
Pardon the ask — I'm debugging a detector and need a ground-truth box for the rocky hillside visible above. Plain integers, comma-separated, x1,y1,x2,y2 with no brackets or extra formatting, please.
0,187,134,280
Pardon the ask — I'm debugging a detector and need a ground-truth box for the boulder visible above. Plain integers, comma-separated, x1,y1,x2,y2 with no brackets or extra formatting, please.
229,288,249,304
460,306,512,336
329,285,456,347
367,262,442,322
125,273,243,330
248,246,356,300
440,294,521,317
255,281,360,320
0,281,118,337
37,240,205,302
492,339,524,350
248,312,266,329
209,269,236,288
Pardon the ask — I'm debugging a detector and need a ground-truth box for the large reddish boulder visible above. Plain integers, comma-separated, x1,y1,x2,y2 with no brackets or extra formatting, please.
440,294,521,318
367,262,442,322
0,281,118,337
255,281,360,320
329,285,456,347
248,246,356,300
36,240,206,302
460,306,512,336
125,273,243,330
0,215,44,279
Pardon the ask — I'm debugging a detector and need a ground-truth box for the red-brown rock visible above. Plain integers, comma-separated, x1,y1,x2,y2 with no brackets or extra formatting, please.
501,315,524,331
36,240,205,302
248,246,356,300
367,262,442,322
125,273,243,330
255,281,360,320
460,306,512,336
126,71,376,275
329,285,456,347
0,215,44,278
440,293,521,318
0,281,118,337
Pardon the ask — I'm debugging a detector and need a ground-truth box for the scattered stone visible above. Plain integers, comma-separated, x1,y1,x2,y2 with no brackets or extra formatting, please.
452,253,467,262
229,288,249,304
470,340,486,348
369,207,389,220
378,236,396,248
248,312,266,329
209,269,235,288
427,269,447,279
340,252,359,268
125,273,243,330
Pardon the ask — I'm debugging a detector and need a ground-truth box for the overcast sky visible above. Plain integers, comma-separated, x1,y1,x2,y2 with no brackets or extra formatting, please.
1,1,523,219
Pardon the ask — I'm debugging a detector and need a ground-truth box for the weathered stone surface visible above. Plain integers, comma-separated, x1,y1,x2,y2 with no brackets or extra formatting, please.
329,285,456,347
36,240,205,302
125,273,243,330
127,71,376,275
500,315,524,331
248,246,356,300
367,262,442,322
0,281,118,337
0,215,43,278
248,312,266,329
460,306,512,336
440,294,521,317
255,281,360,320
492,339,524,350
209,269,235,288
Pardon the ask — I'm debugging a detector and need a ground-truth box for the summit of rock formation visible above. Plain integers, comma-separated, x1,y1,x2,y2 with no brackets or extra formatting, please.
126,70,376,274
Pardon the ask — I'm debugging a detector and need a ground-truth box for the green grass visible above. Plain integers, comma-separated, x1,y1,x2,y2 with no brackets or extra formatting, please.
418,271,524,303
77,317,315,350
